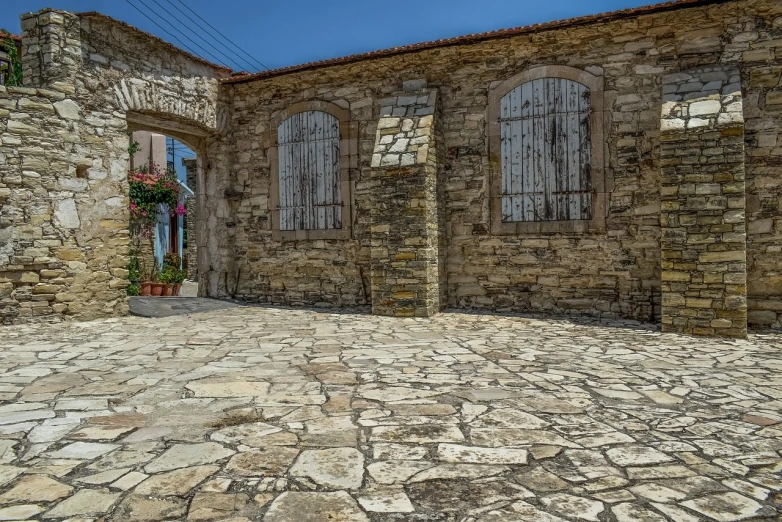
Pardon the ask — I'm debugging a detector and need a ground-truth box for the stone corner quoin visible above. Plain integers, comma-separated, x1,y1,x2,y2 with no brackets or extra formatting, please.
1,0,781,338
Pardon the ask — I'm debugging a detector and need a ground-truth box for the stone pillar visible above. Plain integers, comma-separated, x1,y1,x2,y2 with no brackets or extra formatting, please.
20,9,82,89
183,158,198,280
660,66,747,338
370,82,444,317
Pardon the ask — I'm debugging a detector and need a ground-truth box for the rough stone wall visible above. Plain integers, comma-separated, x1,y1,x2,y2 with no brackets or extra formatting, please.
0,9,225,324
224,0,781,329
745,54,782,329
0,85,128,324
370,85,443,316
660,67,747,338
183,158,198,280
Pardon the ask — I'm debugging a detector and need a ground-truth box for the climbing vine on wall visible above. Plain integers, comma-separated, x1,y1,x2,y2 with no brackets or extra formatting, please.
128,163,186,237
1,31,23,87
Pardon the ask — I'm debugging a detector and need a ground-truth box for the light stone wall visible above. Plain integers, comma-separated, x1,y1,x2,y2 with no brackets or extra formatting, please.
660,66,747,338
221,0,782,333
0,9,226,324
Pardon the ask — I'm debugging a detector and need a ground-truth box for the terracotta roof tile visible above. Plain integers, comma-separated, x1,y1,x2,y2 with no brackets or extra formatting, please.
225,0,735,85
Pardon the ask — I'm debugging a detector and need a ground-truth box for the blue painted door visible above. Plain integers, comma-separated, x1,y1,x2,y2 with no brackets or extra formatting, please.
155,203,169,267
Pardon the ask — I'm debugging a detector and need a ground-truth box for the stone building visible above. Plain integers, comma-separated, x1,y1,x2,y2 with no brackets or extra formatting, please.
1,0,781,338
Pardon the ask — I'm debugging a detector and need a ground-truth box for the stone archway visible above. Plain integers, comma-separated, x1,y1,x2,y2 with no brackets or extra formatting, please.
3,8,231,323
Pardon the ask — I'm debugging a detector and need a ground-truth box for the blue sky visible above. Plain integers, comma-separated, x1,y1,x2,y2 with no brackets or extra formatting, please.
4,0,653,73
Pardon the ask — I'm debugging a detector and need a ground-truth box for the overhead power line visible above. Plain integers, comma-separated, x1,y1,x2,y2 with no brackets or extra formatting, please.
126,0,247,70
146,0,256,72
169,0,269,71
122,0,214,66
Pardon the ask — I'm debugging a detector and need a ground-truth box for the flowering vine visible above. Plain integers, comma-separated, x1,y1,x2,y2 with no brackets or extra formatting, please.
128,163,186,237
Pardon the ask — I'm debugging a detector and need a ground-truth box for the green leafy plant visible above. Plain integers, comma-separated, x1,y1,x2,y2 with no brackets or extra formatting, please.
126,284,140,296
159,266,174,284
128,249,140,283
128,138,140,157
1,31,22,87
128,163,183,237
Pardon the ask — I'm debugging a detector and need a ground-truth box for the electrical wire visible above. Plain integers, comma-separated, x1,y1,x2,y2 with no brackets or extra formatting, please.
146,0,255,71
169,0,269,71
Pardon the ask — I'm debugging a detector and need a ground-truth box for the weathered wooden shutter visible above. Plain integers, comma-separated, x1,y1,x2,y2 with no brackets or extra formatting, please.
278,111,341,230
500,78,591,222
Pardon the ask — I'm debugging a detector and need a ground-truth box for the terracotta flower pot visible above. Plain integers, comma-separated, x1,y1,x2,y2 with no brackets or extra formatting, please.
173,283,182,296
151,283,164,296
140,282,152,296
162,284,174,297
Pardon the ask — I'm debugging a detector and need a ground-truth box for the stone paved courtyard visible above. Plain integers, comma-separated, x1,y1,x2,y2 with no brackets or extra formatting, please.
0,306,780,521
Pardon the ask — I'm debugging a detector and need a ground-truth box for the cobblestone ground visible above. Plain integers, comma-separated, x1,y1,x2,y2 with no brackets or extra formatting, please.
0,307,780,521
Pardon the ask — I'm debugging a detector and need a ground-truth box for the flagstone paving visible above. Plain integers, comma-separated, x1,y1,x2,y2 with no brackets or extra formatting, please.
0,306,780,521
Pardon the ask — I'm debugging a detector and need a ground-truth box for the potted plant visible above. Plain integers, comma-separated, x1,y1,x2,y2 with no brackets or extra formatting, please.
173,266,186,296
150,262,164,296
160,266,174,296
139,260,152,296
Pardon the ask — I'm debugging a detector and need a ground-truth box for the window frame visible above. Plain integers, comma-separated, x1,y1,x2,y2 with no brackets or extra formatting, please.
487,66,607,235
267,100,356,241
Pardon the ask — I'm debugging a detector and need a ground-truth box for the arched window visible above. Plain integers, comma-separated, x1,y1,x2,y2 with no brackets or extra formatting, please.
488,66,606,234
500,78,591,222
278,110,342,231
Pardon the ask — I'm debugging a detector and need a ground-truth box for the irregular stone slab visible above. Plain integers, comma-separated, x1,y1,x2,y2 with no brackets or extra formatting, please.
144,442,235,473
135,465,218,496
390,404,456,416
541,493,604,521
629,483,687,502
0,474,72,503
606,445,675,467
289,448,364,489
367,461,435,485
408,463,509,483
455,388,515,402
189,492,250,521
682,492,764,522
471,428,579,448
42,488,121,519
0,504,45,521
357,490,414,513
519,398,583,414
408,479,534,513
263,491,370,522
477,500,568,521
111,471,148,490
612,502,668,522
0,466,23,487
227,447,299,476
211,422,282,445
373,443,428,460
47,441,119,459
358,386,442,402
186,381,271,397
473,409,548,429
626,464,696,480
0,410,54,425
28,421,80,443
113,495,186,521
370,425,464,444
437,444,528,465
55,399,108,411
516,467,569,492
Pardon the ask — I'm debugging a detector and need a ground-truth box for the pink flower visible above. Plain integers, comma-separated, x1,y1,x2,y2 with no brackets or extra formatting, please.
173,203,187,216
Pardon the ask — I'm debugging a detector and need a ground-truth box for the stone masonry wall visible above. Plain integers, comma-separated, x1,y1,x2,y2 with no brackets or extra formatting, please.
0,9,225,324
0,85,129,324
224,0,782,330
183,158,198,280
369,83,444,316
745,56,782,329
660,67,747,338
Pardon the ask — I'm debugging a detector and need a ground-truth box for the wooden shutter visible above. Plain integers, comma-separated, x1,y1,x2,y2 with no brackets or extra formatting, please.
278,111,341,230
500,78,591,222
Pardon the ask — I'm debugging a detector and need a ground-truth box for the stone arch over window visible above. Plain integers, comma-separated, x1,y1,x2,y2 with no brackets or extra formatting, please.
268,101,355,240
488,66,606,234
